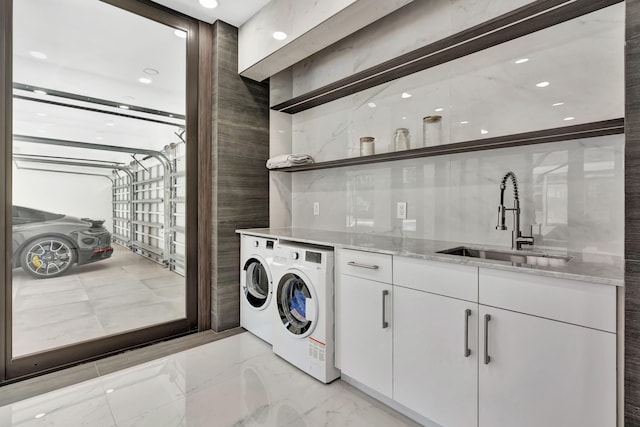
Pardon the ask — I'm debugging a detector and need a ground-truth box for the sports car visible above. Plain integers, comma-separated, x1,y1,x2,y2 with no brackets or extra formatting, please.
12,205,113,278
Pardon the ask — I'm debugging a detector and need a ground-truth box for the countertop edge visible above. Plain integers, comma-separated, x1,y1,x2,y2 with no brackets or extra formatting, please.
236,229,624,287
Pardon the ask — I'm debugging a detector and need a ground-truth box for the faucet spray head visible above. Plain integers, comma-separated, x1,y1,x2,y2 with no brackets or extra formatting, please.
496,204,507,230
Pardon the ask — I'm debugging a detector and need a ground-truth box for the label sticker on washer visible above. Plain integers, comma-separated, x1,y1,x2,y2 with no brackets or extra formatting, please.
309,337,326,362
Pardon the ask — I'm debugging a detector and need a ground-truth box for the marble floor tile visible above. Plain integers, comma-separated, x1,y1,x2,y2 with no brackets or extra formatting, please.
0,379,115,427
100,356,187,424
0,333,419,427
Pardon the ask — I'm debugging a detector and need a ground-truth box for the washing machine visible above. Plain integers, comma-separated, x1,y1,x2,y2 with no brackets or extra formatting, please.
271,241,340,384
240,234,277,344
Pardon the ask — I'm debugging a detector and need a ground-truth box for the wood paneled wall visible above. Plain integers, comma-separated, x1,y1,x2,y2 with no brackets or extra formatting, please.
209,21,270,331
627,0,640,422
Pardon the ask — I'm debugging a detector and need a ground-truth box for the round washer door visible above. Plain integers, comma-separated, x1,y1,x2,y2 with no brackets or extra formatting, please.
242,255,272,310
275,269,319,338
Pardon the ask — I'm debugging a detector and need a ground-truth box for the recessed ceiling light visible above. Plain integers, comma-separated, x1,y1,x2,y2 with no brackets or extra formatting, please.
36,112,47,117
273,31,287,41
106,389,114,394
174,30,187,39
481,129,489,135
34,413,46,419
563,117,575,121
143,68,159,75
368,102,376,108
119,105,130,110
460,121,469,125
33,89,47,95
401,92,412,99
199,0,218,8
96,136,104,141
515,58,529,64
402,116,407,120
105,121,115,127
536,81,550,88
138,77,152,84
29,51,47,60
552,102,564,107
434,108,444,112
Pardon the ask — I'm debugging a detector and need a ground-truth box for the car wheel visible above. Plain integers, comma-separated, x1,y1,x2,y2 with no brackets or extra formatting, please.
20,237,77,279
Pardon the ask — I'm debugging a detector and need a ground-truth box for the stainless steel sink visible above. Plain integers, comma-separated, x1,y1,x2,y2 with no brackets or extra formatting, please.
437,246,572,267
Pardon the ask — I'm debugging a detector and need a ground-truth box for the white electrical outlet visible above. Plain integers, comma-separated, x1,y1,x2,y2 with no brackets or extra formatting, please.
397,202,407,219
313,202,320,216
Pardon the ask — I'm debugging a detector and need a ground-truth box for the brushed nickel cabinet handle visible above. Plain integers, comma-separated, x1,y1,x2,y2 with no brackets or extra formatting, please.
484,314,492,365
382,290,389,329
464,309,471,357
347,261,379,270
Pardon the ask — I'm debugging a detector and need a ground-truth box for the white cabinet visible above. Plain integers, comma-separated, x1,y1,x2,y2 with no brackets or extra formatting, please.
337,252,618,427
478,305,616,427
393,256,479,426
338,249,393,398
478,268,617,427
394,286,477,427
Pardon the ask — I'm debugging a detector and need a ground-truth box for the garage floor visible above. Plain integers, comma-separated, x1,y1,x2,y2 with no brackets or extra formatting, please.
11,244,185,356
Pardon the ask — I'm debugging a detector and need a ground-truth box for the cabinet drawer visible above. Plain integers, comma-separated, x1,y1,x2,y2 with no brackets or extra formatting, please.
393,256,478,302
479,268,616,332
339,248,392,283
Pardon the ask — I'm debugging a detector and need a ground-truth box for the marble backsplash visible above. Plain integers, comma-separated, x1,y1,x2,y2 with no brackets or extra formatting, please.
270,0,536,102
283,134,624,256
269,2,624,256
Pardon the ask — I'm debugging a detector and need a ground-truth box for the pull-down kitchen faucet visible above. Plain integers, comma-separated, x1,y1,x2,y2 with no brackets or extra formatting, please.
496,171,534,250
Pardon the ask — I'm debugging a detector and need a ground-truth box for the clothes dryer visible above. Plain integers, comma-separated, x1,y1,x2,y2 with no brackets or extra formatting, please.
271,242,340,383
240,234,276,344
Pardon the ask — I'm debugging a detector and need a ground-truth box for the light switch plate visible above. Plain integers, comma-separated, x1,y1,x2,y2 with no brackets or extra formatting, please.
313,202,320,216
397,202,407,219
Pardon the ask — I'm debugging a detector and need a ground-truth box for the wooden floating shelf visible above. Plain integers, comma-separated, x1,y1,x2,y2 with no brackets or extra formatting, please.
270,119,624,172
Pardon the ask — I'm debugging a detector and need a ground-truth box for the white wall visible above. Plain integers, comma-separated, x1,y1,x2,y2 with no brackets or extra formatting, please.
13,165,113,232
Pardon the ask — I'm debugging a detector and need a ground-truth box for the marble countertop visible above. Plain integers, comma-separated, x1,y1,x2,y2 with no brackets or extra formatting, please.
237,227,624,287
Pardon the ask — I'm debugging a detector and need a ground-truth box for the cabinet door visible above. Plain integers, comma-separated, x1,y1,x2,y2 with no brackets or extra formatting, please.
479,306,616,427
394,287,478,427
339,275,392,398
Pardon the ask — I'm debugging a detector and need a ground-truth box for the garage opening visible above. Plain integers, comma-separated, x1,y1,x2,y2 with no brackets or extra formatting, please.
9,0,191,359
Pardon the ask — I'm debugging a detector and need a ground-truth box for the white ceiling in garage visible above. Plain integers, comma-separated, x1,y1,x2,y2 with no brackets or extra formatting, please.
13,0,188,168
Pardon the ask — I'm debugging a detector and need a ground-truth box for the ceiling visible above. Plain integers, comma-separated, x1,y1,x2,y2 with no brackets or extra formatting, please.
13,0,189,170
149,0,271,26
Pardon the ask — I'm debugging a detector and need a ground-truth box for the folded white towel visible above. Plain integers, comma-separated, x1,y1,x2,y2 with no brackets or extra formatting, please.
266,154,314,169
